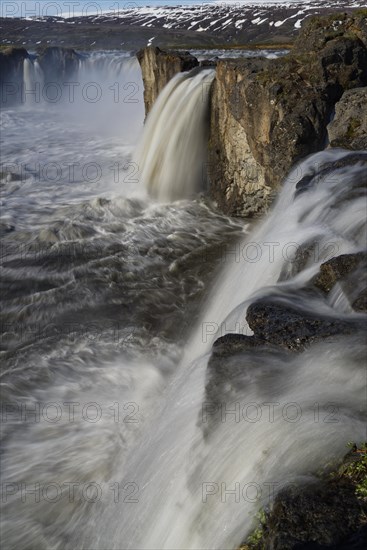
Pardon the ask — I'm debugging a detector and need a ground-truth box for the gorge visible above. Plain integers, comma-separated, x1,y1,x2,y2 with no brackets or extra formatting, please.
0,5,366,550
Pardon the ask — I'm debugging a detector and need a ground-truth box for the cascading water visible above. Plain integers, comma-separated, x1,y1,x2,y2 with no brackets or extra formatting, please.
75,52,145,140
1,45,366,550
22,57,44,104
21,52,144,142
93,149,367,550
135,68,215,201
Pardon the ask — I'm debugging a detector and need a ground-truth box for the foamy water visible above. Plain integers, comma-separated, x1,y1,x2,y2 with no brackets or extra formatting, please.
1,50,366,550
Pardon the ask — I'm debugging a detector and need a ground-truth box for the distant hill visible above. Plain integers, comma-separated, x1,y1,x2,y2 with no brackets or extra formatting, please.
0,1,366,50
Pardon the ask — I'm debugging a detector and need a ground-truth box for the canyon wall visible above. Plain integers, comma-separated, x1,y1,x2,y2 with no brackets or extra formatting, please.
137,12,367,217
208,12,367,216
136,47,199,116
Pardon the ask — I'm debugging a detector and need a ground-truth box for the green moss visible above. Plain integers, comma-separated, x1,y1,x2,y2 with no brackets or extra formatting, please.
240,509,267,550
342,443,367,500
237,444,367,550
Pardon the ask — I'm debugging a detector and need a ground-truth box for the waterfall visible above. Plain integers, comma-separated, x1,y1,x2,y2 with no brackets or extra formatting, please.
20,51,144,141
22,58,44,104
135,68,215,201
95,149,367,550
1,57,366,549
74,52,144,140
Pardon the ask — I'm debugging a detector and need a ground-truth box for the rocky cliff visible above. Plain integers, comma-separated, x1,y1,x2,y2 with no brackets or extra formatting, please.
136,47,198,116
208,12,367,217
136,12,367,217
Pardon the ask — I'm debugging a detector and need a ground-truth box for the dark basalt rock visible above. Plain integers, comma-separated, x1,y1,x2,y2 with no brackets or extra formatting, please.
241,445,367,549
262,480,365,549
246,296,364,351
212,333,269,356
312,252,367,293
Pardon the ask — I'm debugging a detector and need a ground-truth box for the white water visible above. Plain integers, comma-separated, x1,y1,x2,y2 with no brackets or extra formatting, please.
23,57,44,104
97,148,367,550
21,52,144,141
1,50,366,550
135,69,215,201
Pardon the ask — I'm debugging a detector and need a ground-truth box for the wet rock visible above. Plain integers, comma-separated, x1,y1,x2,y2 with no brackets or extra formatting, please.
278,240,319,282
312,252,367,293
137,46,199,116
328,88,367,151
352,288,367,313
199,59,218,68
311,252,367,313
294,151,367,197
0,222,15,237
246,296,364,351
0,170,22,183
263,480,365,549
212,333,269,356
204,333,290,436
241,445,367,549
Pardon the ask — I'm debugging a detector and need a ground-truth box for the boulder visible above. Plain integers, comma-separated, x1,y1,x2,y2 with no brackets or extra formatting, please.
312,252,367,294
246,295,364,351
310,252,367,313
328,88,367,150
262,480,365,549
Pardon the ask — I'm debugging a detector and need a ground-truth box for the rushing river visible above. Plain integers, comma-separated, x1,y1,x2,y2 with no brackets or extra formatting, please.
1,51,366,549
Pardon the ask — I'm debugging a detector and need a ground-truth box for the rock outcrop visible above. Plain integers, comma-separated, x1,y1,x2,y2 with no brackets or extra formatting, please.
312,252,367,313
240,445,367,550
136,46,199,116
292,10,367,52
312,252,367,293
246,295,365,352
208,12,367,217
328,88,367,150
